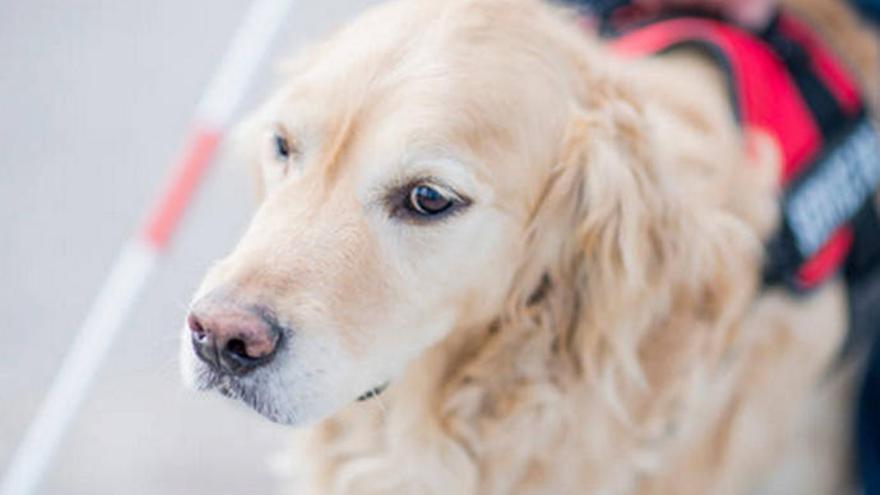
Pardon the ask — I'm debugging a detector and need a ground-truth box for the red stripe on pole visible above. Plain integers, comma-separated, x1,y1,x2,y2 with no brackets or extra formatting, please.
142,128,222,250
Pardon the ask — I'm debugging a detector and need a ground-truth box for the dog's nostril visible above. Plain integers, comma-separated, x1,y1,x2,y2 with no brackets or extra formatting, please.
187,313,208,342
219,333,278,374
225,338,250,360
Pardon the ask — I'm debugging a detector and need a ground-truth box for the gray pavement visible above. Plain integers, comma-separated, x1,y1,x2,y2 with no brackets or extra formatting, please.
0,1,378,493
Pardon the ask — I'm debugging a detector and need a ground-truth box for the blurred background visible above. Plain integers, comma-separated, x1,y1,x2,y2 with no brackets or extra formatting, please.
0,1,378,493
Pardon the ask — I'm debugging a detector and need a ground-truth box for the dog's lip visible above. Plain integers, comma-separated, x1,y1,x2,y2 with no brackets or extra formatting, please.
204,372,295,424
357,382,389,402
196,369,234,393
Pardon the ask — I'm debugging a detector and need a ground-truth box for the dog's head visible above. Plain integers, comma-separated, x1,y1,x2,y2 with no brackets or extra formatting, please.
180,0,759,425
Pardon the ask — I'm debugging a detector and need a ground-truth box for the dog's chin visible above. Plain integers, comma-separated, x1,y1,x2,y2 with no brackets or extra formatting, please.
189,367,298,425
180,330,394,425
183,356,392,426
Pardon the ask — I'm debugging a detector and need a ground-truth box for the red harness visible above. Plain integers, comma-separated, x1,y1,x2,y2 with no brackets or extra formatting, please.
607,13,878,290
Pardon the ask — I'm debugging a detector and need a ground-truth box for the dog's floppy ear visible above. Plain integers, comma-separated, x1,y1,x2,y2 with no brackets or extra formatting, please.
515,73,761,402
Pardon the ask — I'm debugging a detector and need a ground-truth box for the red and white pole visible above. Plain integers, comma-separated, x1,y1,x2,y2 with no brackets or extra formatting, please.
0,1,297,493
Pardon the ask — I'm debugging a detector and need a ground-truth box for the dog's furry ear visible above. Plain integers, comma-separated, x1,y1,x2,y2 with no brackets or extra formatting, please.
517,74,761,400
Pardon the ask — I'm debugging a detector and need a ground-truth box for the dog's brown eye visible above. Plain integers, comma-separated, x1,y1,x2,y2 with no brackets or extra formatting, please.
273,133,291,161
408,185,454,216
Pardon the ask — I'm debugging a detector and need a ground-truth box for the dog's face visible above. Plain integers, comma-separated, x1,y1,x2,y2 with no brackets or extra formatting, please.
180,0,579,425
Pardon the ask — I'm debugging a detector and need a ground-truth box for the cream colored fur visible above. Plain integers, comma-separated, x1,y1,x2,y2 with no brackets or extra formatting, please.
181,0,880,493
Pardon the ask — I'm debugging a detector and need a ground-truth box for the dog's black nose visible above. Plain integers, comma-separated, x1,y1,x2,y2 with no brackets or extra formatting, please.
187,303,281,375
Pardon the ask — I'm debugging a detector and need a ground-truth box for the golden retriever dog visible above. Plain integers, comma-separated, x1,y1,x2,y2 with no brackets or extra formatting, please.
179,0,880,493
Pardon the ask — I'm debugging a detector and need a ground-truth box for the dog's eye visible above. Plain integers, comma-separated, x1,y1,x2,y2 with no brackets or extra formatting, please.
407,184,455,216
387,180,469,222
273,133,291,161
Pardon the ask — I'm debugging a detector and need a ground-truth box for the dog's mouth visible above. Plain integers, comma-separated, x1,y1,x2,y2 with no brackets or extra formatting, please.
192,367,297,424
193,363,390,423
357,382,389,402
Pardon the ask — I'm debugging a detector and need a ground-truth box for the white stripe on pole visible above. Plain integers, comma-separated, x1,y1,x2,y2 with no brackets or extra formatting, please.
197,0,297,129
0,0,297,494
0,241,157,495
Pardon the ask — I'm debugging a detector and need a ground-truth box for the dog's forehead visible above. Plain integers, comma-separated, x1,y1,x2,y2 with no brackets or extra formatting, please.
270,67,517,184
280,0,569,113
265,0,577,196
